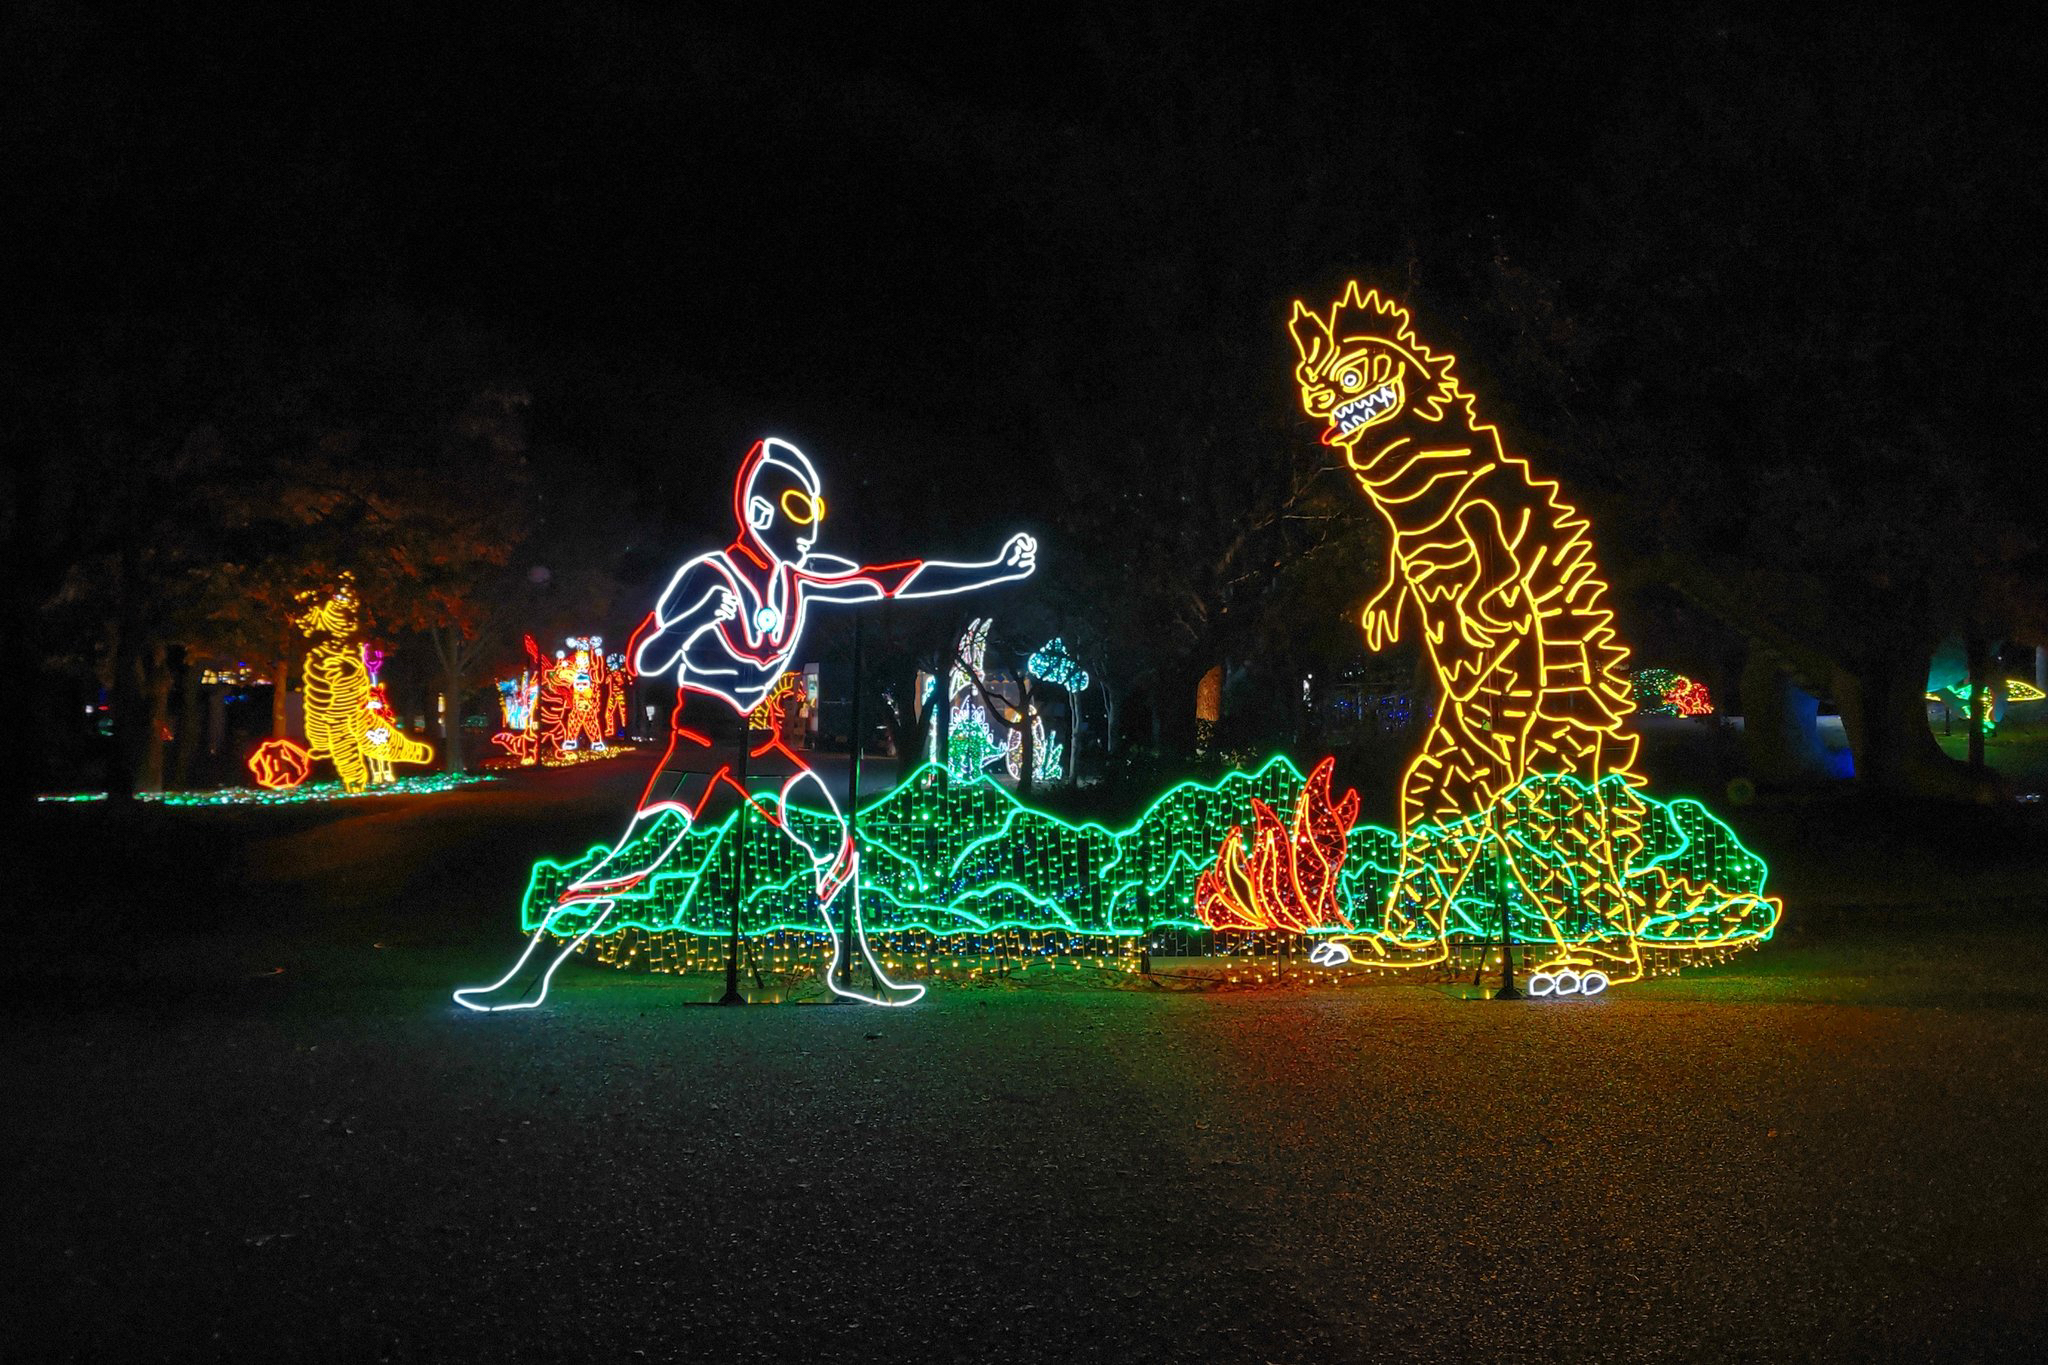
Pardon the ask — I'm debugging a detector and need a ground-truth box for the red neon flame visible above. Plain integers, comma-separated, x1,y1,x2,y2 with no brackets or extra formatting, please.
1196,757,1360,932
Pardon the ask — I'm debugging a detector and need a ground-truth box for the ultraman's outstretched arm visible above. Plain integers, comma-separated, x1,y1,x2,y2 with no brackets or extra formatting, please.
800,533,1037,604
630,560,785,699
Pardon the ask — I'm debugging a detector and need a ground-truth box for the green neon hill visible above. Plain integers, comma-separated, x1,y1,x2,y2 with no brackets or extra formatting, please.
521,759,1780,949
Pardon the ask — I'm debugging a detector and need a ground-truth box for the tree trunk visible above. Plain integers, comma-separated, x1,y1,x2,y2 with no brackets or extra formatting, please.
1294,653,1314,750
1097,676,1115,756
1194,664,1224,755
884,677,934,785
1737,654,1829,784
108,543,169,801
271,654,290,739
1016,678,1036,800
1833,642,1975,799
111,641,172,799
1963,631,1988,777
170,648,203,790
443,668,468,773
1065,688,1080,785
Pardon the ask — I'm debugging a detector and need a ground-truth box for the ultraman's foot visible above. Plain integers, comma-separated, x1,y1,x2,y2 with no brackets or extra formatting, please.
1525,965,1611,999
453,909,608,1013
825,947,925,1007
831,975,927,1008
452,971,549,1012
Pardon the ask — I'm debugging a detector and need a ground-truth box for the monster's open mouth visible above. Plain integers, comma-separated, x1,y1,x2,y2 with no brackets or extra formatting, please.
1332,379,1401,437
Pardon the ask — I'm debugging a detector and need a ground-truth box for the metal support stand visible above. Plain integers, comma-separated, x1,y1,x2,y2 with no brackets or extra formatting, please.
1492,833,1521,1000
717,721,748,1006
838,614,866,998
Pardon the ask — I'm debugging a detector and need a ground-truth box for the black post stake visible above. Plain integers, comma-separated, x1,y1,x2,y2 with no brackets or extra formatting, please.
717,716,748,1005
1492,834,1521,1000
1477,523,1520,1002
841,614,865,997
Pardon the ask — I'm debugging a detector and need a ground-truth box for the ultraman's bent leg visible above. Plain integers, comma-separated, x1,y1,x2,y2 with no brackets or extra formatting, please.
453,903,616,1012
778,767,923,1006
452,800,691,1012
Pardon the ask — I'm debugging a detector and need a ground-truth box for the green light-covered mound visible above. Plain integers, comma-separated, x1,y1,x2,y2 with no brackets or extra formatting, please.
522,760,1778,949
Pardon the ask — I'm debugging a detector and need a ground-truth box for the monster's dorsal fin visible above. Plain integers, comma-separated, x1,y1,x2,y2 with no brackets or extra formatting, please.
1330,280,1414,343
1327,281,1462,423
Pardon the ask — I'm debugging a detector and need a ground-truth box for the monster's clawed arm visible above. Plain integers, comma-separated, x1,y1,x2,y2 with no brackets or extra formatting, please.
1362,557,1410,651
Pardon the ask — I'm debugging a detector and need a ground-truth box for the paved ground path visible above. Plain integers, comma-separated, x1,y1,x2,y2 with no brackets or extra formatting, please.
8,755,2047,1361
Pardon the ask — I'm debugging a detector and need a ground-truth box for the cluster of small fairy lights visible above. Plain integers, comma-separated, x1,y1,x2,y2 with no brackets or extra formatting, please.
37,772,495,805
1631,669,1681,716
588,927,1145,988
523,758,1779,990
1026,638,1090,693
583,925,1750,992
483,742,634,772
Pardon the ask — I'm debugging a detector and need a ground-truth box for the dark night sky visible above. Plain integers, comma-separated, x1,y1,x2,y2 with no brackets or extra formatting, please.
10,9,1797,375
10,4,2044,574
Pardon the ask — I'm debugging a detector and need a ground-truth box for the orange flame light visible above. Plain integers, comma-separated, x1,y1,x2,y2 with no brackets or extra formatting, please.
1196,758,1360,932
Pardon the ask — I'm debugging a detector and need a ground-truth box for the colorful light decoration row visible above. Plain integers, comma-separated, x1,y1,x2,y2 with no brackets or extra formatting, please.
42,772,493,806
492,635,632,766
1927,677,2045,733
1631,668,1714,718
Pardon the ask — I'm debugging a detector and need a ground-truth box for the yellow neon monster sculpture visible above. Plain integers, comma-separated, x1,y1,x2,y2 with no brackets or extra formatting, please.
295,575,433,793
1289,284,1778,993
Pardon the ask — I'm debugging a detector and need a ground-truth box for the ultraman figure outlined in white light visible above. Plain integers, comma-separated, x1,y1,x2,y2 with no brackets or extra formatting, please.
455,437,1037,1011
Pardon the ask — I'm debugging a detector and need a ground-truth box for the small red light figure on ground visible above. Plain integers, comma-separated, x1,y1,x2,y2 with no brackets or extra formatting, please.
1665,676,1713,717
248,737,315,791
455,438,1036,1011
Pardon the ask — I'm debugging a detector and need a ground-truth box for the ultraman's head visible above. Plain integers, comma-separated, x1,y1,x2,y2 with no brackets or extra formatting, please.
1288,283,1462,460
734,438,827,565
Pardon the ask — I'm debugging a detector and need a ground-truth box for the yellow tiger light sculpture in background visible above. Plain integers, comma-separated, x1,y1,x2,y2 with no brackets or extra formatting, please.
295,574,432,793
1289,283,1776,992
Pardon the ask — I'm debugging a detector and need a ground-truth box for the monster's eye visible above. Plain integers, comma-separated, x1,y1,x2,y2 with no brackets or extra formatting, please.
1341,372,1361,390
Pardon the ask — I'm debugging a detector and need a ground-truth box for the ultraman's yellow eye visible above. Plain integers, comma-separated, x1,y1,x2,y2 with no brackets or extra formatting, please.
780,489,825,525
